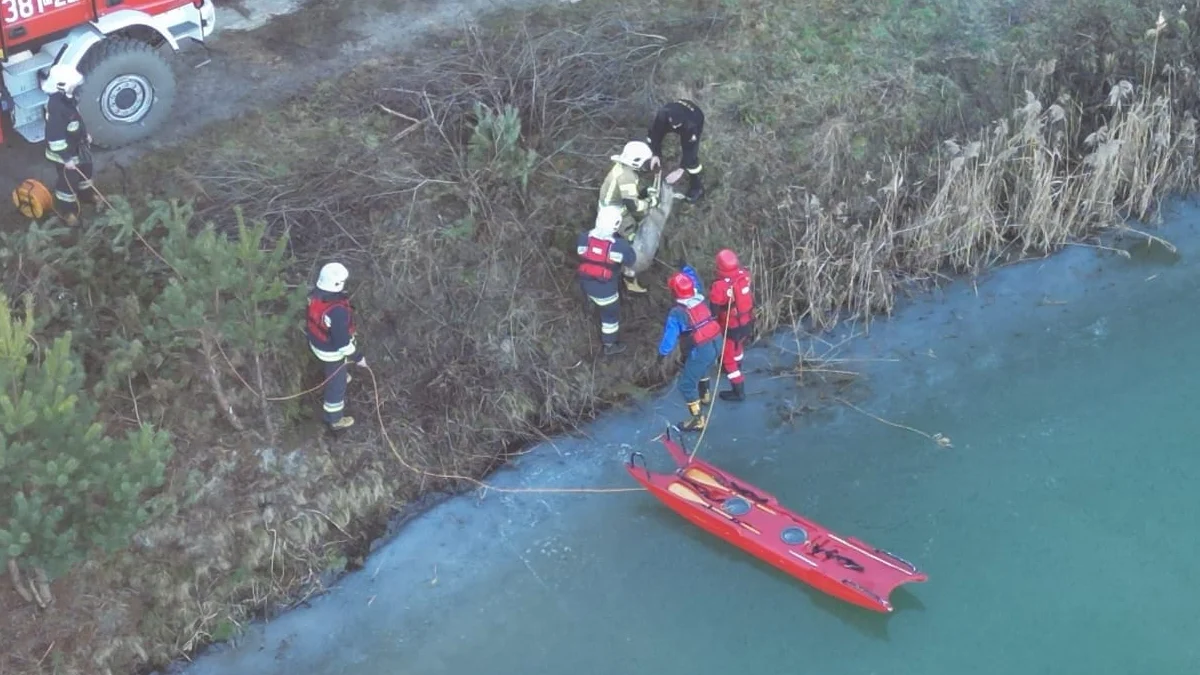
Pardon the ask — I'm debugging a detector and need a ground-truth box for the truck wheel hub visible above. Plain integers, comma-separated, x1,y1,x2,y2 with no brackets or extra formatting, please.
101,75,153,124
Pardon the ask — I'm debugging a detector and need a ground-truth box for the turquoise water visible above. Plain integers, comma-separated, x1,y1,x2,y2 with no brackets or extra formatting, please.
183,203,1200,675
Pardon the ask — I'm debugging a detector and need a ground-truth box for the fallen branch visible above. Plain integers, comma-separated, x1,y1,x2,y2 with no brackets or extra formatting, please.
7,559,32,605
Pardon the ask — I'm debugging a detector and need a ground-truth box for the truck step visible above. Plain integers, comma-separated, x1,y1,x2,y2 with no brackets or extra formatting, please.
15,119,46,144
11,88,48,142
3,51,54,78
168,21,203,42
12,88,48,112
2,62,45,100
13,101,44,134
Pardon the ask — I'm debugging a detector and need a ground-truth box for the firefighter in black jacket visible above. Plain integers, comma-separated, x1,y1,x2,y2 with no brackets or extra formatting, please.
42,64,97,226
646,99,705,203
306,262,368,430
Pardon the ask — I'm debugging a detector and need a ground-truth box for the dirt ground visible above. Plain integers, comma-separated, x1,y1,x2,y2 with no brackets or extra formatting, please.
0,0,549,192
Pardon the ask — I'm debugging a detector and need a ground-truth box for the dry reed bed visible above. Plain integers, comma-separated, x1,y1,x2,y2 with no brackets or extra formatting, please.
751,82,1198,331
3,5,1199,675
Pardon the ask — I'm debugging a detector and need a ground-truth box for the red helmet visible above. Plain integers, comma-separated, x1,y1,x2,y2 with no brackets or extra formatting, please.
715,248,740,276
668,272,696,300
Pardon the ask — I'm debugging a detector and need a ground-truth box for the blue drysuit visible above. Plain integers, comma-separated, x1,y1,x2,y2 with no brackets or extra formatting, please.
657,265,720,403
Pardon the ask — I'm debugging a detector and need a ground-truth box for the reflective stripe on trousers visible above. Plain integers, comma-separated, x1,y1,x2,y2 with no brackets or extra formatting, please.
53,161,94,215
720,336,746,383
322,360,349,423
310,341,354,362
587,293,620,345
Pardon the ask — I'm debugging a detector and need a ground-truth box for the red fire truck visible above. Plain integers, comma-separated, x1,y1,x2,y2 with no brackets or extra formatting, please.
0,0,215,148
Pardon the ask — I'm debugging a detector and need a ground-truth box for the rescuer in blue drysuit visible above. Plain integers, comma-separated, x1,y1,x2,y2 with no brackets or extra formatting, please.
657,265,722,431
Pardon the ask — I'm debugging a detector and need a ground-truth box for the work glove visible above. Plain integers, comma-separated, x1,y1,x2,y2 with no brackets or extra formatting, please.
650,156,661,170
357,357,369,369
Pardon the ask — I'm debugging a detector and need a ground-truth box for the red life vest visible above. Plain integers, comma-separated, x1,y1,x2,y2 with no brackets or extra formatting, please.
712,269,754,328
306,295,355,345
683,301,722,346
578,236,616,282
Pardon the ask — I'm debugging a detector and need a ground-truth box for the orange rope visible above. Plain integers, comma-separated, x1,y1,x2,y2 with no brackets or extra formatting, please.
363,364,643,495
214,339,349,401
71,168,183,277
80,171,642,495
687,306,732,462
82,174,342,404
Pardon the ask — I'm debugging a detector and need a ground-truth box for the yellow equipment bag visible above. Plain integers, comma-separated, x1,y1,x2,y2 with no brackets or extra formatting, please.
12,179,53,219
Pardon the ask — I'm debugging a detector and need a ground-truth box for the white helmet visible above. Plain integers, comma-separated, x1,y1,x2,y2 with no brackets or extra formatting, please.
316,262,349,293
592,205,624,239
611,140,653,170
41,63,84,95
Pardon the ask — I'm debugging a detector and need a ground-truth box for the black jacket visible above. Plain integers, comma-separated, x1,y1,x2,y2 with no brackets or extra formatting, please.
646,99,704,157
44,92,87,164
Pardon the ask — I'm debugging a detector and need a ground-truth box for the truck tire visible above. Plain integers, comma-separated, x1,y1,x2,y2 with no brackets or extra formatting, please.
76,37,177,150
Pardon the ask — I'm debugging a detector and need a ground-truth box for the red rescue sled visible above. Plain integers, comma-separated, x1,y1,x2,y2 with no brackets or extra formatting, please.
627,428,928,613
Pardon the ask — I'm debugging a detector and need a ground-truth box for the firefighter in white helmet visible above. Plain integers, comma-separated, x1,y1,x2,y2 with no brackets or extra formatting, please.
597,140,656,295
305,262,368,431
576,205,638,356
41,64,96,226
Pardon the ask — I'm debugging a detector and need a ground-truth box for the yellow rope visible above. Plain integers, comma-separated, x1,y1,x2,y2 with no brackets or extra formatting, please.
81,173,343,404
364,364,643,494
71,167,185,276
82,170,642,495
687,303,733,462
214,339,350,401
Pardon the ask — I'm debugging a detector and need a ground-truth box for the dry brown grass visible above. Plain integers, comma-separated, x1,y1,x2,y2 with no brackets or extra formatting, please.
751,80,1198,331
2,2,1198,674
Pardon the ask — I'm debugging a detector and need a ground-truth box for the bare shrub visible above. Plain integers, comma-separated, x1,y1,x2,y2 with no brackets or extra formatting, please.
747,76,1197,335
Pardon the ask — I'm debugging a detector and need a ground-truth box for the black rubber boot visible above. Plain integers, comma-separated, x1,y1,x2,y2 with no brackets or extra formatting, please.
719,380,745,402
686,172,705,203
698,378,712,405
603,342,627,356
